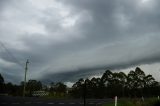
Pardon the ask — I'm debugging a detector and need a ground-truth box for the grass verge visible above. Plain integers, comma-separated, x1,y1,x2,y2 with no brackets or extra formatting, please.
103,98,160,106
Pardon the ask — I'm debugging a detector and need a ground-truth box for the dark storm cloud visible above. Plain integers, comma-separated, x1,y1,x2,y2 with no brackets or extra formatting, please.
60,0,160,39
0,0,160,83
42,38,160,82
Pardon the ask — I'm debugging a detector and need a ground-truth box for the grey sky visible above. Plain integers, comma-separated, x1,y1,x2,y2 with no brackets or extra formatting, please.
0,0,160,84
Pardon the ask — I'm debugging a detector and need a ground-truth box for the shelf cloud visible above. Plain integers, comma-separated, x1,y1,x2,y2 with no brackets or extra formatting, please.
0,0,160,83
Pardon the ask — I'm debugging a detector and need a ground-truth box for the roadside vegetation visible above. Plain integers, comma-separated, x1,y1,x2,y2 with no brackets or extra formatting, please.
103,98,160,106
1,67,160,100
70,67,160,98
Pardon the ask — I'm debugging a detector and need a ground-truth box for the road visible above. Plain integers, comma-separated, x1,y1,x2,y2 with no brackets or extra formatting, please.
0,96,113,106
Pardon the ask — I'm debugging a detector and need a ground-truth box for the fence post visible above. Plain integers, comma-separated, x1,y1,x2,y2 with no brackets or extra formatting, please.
115,96,117,106
142,96,144,102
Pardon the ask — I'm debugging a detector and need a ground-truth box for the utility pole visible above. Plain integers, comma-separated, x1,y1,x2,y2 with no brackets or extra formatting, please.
23,59,29,97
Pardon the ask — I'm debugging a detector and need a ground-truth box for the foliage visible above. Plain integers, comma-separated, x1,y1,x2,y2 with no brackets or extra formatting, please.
70,67,160,98
25,80,42,96
0,67,160,98
49,82,67,98
0,74,5,93
0,74,4,84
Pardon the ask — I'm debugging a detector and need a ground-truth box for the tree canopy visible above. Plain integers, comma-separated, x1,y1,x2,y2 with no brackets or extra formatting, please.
0,67,160,98
70,67,160,98
0,73,4,84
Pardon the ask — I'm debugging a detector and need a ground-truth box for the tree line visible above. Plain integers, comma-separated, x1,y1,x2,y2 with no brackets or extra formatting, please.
0,67,160,98
0,77,67,97
70,67,160,98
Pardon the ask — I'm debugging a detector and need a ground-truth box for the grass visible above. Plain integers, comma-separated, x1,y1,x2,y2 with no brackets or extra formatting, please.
103,98,160,106
103,100,134,106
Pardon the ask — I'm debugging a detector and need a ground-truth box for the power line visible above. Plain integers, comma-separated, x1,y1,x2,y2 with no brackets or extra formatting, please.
0,40,24,69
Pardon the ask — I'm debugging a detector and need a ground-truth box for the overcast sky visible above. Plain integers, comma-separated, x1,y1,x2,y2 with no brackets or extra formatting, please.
0,0,160,84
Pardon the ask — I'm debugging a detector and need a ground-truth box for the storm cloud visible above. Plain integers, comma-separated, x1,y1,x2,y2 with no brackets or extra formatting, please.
0,0,160,84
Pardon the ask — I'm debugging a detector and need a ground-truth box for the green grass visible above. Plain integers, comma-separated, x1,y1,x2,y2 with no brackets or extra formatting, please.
103,98,160,106
103,100,134,106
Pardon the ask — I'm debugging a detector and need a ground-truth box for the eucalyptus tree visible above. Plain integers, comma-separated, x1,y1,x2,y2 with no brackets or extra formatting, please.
0,74,5,93
71,78,85,98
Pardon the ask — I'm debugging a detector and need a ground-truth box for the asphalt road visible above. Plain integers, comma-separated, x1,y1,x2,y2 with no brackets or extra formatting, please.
0,96,113,106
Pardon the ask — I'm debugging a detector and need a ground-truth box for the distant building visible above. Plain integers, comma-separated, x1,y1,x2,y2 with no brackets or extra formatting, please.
32,91,49,97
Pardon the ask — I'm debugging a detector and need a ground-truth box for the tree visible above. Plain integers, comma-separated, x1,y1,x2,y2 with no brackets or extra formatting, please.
101,70,113,83
5,82,22,96
0,73,4,84
143,74,158,96
126,67,151,97
70,78,85,98
90,77,101,98
135,67,146,88
49,82,55,92
70,67,160,98
48,82,67,97
26,80,42,96
54,82,67,93
0,73,5,93
111,72,127,97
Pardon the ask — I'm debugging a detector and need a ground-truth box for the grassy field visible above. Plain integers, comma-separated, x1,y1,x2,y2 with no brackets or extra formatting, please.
103,98,160,106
